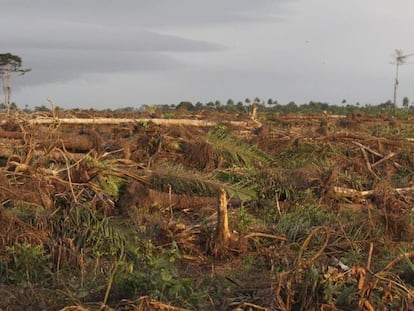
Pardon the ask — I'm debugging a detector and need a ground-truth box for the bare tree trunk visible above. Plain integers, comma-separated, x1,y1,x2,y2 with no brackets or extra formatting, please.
251,102,259,122
1,72,11,115
213,188,231,256
1,76,5,111
393,63,399,114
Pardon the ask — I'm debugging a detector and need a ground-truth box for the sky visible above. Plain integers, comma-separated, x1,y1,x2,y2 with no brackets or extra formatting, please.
1,0,414,110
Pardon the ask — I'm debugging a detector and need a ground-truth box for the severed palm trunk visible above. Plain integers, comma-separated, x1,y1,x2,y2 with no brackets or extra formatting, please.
251,102,258,122
393,62,399,114
213,188,232,256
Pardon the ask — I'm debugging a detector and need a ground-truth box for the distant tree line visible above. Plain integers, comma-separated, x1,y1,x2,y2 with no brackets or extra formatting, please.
147,97,414,116
6,97,414,118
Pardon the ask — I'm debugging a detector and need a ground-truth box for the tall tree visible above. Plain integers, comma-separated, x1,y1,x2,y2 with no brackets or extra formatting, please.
0,53,31,114
402,96,410,109
267,98,275,107
391,49,413,113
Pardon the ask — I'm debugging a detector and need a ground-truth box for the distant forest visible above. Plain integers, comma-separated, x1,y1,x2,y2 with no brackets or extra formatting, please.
6,96,413,117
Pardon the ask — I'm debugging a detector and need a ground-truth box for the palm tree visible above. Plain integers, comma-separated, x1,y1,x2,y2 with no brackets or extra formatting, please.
392,49,413,113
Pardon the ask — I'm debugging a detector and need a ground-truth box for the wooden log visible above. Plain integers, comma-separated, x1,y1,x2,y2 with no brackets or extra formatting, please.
371,152,396,168
333,185,414,198
0,147,87,162
0,131,23,139
333,187,374,197
352,141,383,157
0,117,248,127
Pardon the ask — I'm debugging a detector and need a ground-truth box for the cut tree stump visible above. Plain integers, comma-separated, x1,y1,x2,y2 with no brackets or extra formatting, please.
212,188,239,257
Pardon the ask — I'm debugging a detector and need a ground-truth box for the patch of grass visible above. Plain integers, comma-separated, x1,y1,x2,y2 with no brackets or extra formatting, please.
274,204,332,241
339,170,366,190
9,202,44,224
371,124,400,137
233,205,255,234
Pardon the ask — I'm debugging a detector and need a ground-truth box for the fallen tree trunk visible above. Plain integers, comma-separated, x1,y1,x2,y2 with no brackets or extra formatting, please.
0,117,249,127
0,147,88,162
334,185,414,198
0,131,23,139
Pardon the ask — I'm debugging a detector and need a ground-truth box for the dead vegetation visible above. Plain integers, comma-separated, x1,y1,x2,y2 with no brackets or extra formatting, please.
0,109,414,310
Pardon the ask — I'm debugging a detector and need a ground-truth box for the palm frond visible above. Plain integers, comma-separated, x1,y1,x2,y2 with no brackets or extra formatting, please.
207,126,271,168
393,49,414,64
147,164,256,200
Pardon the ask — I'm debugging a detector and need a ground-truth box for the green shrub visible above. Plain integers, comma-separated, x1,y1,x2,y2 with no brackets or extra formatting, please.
116,243,206,308
0,243,51,285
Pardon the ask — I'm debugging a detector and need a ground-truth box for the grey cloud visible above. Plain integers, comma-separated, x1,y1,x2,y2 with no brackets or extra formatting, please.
8,49,183,88
1,0,291,28
1,1,229,89
1,20,223,52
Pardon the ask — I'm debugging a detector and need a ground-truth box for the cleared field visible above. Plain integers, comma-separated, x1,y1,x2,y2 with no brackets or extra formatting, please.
0,109,414,310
